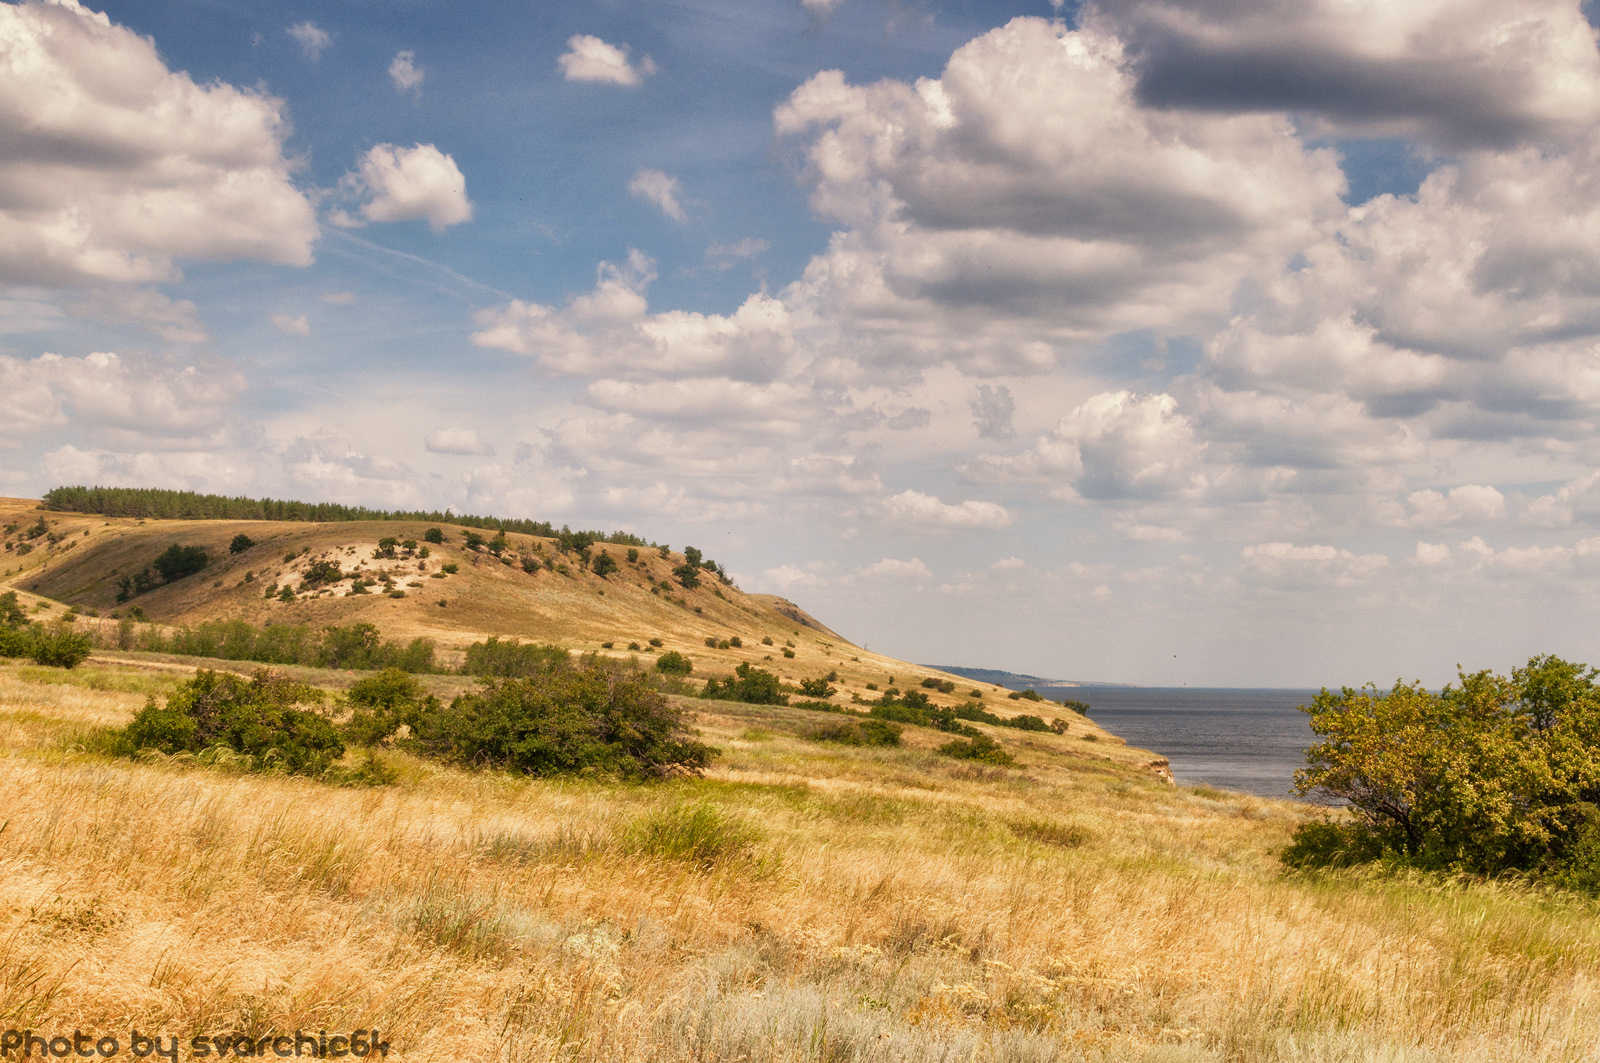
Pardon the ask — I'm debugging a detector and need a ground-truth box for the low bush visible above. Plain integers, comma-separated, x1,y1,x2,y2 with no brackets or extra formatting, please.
701,662,787,705
807,719,902,747
798,677,837,698
119,669,344,775
655,651,693,676
30,626,92,669
341,668,435,746
938,733,1015,766
460,637,569,678
112,618,437,673
407,662,717,778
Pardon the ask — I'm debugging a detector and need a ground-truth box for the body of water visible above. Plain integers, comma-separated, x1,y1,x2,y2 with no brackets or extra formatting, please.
1037,686,1321,798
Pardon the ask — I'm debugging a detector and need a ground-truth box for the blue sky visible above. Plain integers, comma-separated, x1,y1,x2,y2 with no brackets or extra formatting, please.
6,0,1600,686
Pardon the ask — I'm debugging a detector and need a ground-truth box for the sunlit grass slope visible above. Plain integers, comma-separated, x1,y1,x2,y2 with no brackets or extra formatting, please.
3,660,1599,1062
0,495,1165,781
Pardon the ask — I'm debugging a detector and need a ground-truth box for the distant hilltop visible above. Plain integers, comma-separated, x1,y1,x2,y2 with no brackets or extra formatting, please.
927,665,1129,691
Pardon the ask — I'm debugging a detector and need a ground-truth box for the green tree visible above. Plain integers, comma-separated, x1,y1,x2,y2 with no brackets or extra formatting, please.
229,534,255,554
1288,656,1600,880
152,543,209,583
424,527,445,544
592,550,619,578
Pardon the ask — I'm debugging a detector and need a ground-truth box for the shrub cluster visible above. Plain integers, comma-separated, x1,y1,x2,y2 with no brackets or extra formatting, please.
118,669,344,775
806,719,902,747
0,592,93,668
700,662,787,705
1286,654,1600,889
655,651,693,676
110,618,438,673
398,660,717,779
937,733,1015,766
460,637,569,677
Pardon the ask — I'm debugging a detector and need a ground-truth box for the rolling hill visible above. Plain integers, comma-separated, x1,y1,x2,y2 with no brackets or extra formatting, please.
0,494,1168,779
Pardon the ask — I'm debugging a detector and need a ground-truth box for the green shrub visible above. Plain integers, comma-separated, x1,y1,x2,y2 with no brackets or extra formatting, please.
461,637,569,678
1280,819,1383,870
302,558,343,586
0,591,25,627
807,719,902,747
704,636,718,648
761,636,773,646
408,663,717,778
425,527,445,544
782,648,795,659
798,677,836,698
701,662,787,705
938,733,1014,766
1007,714,1051,732
30,626,92,669
1061,698,1091,715
655,651,693,676
229,534,255,554
120,669,344,775
649,637,663,648
342,668,434,746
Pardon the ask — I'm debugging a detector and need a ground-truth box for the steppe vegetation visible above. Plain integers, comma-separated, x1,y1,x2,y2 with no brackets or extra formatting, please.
3,656,1600,1062
6,491,1600,1061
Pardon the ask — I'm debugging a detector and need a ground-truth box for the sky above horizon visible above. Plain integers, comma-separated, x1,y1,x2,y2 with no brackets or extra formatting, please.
5,0,1600,687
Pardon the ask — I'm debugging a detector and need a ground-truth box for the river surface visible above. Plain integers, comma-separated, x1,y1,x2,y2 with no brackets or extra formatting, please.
1035,686,1321,798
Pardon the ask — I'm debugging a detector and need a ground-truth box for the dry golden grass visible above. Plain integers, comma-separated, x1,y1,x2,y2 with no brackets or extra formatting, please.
2,659,1599,1062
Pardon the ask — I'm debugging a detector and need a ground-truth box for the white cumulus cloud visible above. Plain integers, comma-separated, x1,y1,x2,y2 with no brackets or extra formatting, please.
0,1,317,288
558,35,655,86
335,144,473,233
882,489,1013,530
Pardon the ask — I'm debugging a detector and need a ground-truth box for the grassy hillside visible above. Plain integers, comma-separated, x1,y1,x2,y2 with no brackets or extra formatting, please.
6,494,1600,1059
0,495,1163,778
3,658,1598,1061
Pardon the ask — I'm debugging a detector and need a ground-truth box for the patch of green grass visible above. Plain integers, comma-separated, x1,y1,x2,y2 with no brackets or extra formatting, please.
618,799,776,874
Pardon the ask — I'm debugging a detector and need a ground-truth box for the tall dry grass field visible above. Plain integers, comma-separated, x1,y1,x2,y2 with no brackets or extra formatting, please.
2,660,1599,1061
